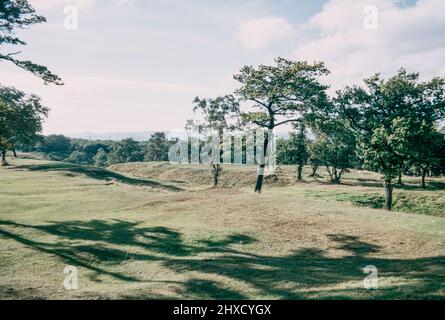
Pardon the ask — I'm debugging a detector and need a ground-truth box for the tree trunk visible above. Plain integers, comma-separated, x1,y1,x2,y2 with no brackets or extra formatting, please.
297,164,303,180
309,165,318,178
421,167,427,189
13,149,17,158
1,150,8,166
254,132,269,194
384,180,393,211
212,164,220,187
333,169,344,184
326,166,333,182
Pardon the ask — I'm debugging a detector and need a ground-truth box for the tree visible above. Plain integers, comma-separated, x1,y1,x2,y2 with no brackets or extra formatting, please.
187,95,239,187
338,70,445,210
234,58,330,193
360,117,413,210
407,122,445,188
276,125,309,180
83,143,110,159
93,148,109,167
0,0,62,84
311,120,357,184
65,150,89,165
0,86,48,165
145,132,169,162
40,135,72,153
108,138,143,164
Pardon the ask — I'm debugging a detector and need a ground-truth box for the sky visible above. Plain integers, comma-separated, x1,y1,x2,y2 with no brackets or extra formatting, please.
1,0,444,135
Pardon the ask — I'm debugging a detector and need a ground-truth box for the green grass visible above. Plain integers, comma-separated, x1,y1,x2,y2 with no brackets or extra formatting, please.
303,189,445,217
1,157,444,299
16,161,181,191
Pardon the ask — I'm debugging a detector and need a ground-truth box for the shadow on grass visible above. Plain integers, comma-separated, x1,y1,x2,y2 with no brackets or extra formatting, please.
15,162,181,191
0,219,444,299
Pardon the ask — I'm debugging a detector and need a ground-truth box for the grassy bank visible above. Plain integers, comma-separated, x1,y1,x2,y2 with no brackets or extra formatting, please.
111,162,445,217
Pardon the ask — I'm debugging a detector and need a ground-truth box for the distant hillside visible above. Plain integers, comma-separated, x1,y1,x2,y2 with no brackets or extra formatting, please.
65,131,156,141
63,131,291,141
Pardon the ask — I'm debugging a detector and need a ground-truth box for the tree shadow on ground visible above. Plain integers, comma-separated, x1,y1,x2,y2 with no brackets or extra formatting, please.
0,219,444,299
14,163,181,191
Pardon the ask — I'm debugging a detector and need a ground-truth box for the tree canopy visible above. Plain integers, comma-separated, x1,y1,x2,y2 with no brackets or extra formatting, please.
234,58,330,192
0,0,62,84
337,69,445,209
0,85,48,165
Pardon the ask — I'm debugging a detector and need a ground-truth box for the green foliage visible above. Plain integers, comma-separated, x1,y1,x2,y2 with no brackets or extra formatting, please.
39,135,72,153
108,138,143,165
83,143,110,158
359,117,412,180
0,85,48,164
311,120,357,183
235,58,330,130
234,58,330,192
338,69,445,209
145,132,170,162
189,95,239,133
64,150,90,165
188,95,239,187
93,148,109,167
405,121,445,186
276,124,309,180
0,0,62,84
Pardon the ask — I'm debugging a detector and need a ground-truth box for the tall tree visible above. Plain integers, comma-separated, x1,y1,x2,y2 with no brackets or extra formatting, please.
0,85,48,165
234,58,330,193
338,70,445,210
0,0,62,84
187,95,239,187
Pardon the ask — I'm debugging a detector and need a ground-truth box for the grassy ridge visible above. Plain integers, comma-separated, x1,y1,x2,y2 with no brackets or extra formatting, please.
16,161,181,191
111,162,445,217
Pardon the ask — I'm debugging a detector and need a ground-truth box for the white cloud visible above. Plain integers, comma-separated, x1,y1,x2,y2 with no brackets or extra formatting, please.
294,0,445,89
0,72,220,134
236,17,295,50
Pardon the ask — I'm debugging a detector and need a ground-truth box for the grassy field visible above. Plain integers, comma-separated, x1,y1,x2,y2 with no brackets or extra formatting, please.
1,157,444,299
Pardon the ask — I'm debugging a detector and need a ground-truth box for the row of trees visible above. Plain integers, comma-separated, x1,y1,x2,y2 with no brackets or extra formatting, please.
188,60,445,211
276,120,358,184
277,118,445,188
17,133,172,167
